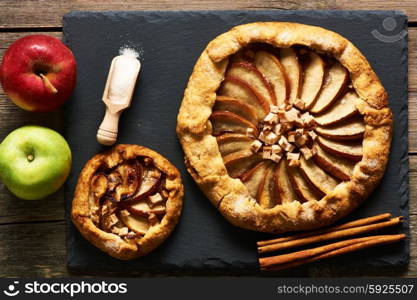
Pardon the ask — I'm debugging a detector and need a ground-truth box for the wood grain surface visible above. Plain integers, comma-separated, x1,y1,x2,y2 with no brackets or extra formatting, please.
0,1,415,277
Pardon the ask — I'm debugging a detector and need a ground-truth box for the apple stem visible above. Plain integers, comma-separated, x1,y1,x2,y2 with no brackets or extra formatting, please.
39,73,58,94
27,154,34,162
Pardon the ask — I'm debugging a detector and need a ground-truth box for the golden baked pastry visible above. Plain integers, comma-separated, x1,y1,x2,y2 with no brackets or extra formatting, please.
71,144,183,260
176,22,392,233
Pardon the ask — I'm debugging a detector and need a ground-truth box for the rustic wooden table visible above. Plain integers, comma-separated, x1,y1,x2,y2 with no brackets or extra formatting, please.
0,0,416,277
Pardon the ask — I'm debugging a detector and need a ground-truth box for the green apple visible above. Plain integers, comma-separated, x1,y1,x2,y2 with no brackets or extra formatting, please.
0,125,71,200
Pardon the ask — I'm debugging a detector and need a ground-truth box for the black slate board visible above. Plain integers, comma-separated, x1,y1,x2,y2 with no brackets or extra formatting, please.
63,10,409,274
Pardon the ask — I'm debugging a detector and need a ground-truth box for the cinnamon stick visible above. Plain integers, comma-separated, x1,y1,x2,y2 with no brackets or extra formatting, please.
257,213,392,247
260,234,406,271
258,216,403,254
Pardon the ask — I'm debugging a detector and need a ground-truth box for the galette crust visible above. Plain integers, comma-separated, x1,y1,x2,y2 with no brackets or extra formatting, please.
176,22,392,233
71,144,184,260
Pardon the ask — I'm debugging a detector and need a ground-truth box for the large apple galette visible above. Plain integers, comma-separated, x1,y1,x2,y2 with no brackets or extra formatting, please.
71,145,183,260
177,22,392,233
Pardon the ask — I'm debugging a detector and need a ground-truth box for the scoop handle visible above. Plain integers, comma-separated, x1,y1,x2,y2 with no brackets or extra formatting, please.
97,107,121,145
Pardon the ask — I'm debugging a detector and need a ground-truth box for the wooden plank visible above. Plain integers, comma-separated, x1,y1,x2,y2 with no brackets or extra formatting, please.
0,0,416,28
408,92,416,153
410,28,417,93
0,32,62,49
0,221,68,277
0,185,64,223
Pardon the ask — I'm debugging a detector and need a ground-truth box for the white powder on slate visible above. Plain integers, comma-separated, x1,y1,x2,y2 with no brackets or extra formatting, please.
118,44,144,60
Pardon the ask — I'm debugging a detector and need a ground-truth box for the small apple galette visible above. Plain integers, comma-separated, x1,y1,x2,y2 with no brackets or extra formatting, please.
177,22,392,233
71,144,183,260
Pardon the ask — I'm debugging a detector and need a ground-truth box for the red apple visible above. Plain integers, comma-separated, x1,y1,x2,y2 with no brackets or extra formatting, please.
0,34,76,112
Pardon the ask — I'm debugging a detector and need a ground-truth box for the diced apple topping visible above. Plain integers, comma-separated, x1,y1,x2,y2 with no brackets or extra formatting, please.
149,193,164,206
264,112,279,124
287,152,301,167
308,130,318,140
250,140,263,153
270,105,279,113
300,146,313,160
246,127,256,137
241,102,319,166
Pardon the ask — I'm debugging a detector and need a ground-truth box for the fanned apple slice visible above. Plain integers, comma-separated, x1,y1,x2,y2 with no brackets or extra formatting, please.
91,173,109,204
288,163,321,202
254,50,289,105
227,61,276,106
219,76,269,119
126,201,165,218
114,161,141,202
118,211,149,236
257,164,278,209
316,136,363,162
223,150,263,178
299,156,339,195
241,161,270,199
274,160,298,204
279,48,301,103
214,96,258,124
216,133,254,156
309,61,348,114
313,143,356,181
300,51,325,109
314,91,359,126
315,118,365,140
210,111,259,136
123,165,161,204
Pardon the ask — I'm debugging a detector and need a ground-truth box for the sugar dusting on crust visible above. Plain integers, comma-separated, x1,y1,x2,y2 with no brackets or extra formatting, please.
367,159,378,169
232,195,251,214
104,239,121,251
300,202,315,221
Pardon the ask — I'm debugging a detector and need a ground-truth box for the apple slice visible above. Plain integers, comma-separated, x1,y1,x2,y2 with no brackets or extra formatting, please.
218,77,269,119
122,165,162,205
257,164,278,208
91,173,109,204
313,143,356,181
279,48,301,103
126,201,165,217
300,51,325,109
210,111,259,136
309,61,349,114
288,162,321,202
227,61,276,106
314,91,359,126
223,149,263,178
315,118,365,140
299,156,339,195
274,160,298,204
316,136,363,162
241,161,270,199
214,96,258,124
254,50,289,105
216,133,254,156
118,210,149,236
114,160,142,202
125,200,151,217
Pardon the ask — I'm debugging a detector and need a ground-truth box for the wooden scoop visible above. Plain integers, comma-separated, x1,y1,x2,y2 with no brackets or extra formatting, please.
97,54,141,145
